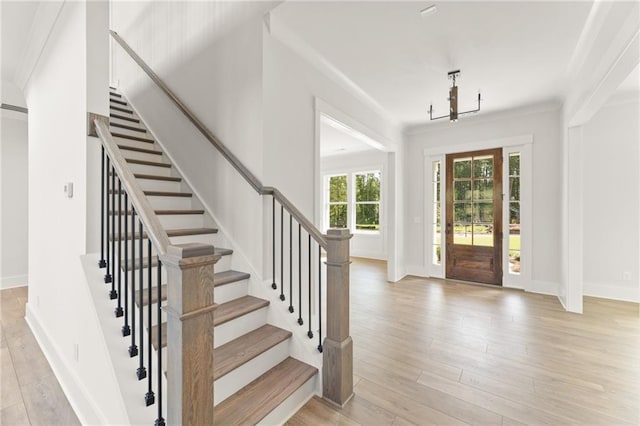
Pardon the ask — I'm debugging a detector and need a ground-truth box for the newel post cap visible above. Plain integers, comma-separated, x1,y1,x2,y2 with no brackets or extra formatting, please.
325,228,353,241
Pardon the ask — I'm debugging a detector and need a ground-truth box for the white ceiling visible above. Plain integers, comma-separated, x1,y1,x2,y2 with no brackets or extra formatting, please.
1,1,39,86
272,1,594,125
320,115,379,158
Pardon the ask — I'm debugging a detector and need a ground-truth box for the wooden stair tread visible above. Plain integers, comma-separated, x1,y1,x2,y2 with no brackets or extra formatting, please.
135,270,249,304
214,357,317,425
117,145,161,155
110,98,128,106
110,105,133,115
109,209,203,215
109,91,121,98
214,270,250,287
112,132,153,143
122,247,233,272
125,158,171,168
111,122,147,133
145,190,192,197
214,325,291,380
150,296,269,350
108,190,191,197
110,227,218,241
110,113,139,123
215,295,269,326
135,174,181,182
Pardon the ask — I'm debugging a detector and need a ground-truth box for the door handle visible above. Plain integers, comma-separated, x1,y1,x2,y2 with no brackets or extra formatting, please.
446,223,452,235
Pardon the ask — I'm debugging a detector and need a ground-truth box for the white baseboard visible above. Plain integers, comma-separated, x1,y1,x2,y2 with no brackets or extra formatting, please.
25,303,110,425
584,281,640,303
527,280,559,296
405,265,428,277
350,250,386,261
0,274,28,289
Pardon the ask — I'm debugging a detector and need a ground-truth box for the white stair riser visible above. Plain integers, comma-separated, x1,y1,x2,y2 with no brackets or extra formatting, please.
214,307,268,349
215,255,232,273
147,195,193,210
140,301,167,327
214,339,290,406
109,126,150,139
120,149,164,162
110,106,134,117
169,233,217,246
136,179,183,193
109,116,144,128
258,375,317,426
215,280,248,305
113,137,158,152
127,163,173,176
157,214,204,229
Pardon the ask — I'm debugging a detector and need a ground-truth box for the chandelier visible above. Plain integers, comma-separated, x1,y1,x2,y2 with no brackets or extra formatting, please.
429,70,481,122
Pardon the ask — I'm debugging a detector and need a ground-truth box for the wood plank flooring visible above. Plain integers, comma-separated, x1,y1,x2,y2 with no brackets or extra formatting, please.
0,286,79,425
287,258,640,426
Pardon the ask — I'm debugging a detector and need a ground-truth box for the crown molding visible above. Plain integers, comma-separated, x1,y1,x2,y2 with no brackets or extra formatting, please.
14,1,65,91
266,9,400,132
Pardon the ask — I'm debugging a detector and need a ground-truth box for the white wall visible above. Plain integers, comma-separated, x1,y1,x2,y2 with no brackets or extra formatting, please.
111,3,269,276
24,2,128,424
0,109,28,288
321,150,387,260
263,28,403,279
405,106,563,293
582,95,640,302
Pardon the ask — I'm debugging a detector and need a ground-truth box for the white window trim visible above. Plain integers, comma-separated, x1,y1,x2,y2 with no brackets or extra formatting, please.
322,167,384,235
423,135,532,288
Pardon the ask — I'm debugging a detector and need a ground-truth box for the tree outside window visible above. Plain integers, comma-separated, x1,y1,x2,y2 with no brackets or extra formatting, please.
355,171,381,231
328,175,348,228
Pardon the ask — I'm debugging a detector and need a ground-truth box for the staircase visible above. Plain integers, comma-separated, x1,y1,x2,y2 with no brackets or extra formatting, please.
108,90,318,424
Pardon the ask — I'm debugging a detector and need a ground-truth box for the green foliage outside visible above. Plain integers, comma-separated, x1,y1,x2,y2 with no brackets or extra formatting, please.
328,172,381,230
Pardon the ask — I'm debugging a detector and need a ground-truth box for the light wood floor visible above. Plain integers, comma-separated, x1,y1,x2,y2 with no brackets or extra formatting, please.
0,286,79,426
288,258,640,426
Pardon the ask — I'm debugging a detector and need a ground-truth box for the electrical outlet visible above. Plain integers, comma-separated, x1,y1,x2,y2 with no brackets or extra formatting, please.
622,272,631,281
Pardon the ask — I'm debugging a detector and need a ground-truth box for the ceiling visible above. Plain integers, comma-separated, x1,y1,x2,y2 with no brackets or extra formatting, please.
1,1,39,87
616,63,640,94
320,115,379,158
272,1,595,125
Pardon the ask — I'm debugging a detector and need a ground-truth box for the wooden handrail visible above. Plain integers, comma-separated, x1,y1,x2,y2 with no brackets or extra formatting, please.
109,30,328,250
94,118,172,255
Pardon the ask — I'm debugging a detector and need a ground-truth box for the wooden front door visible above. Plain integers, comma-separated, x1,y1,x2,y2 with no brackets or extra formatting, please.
445,148,503,285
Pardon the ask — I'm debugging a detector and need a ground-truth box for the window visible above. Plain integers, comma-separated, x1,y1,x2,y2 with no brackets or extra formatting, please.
328,175,348,228
508,153,521,274
355,171,381,231
432,161,441,265
325,170,382,233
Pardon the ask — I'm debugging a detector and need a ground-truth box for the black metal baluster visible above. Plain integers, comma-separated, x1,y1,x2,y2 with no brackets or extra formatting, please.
280,205,284,301
145,239,154,405
110,167,117,299
156,259,165,426
288,214,293,313
297,224,302,324
99,147,106,268
307,235,313,338
137,220,146,379
115,179,123,317
104,157,112,283
122,194,130,337
272,197,277,290
318,245,323,353
129,207,138,357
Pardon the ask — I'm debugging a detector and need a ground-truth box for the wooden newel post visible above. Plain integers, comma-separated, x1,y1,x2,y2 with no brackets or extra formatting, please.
323,228,354,407
160,243,220,425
